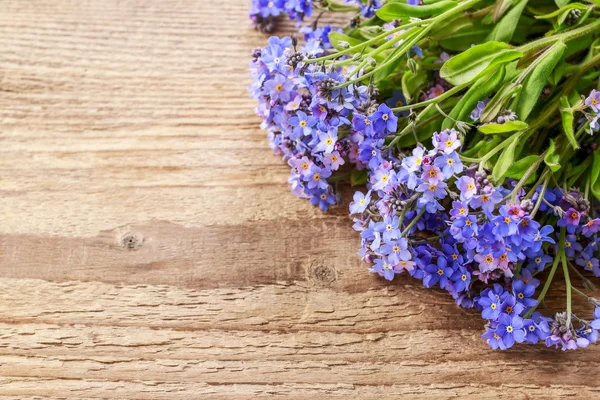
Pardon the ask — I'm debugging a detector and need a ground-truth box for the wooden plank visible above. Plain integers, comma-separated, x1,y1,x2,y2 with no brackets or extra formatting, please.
0,0,597,398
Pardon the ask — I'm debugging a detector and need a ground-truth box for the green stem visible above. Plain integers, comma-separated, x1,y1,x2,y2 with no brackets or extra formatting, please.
305,20,430,64
561,250,572,328
401,207,427,236
517,19,600,54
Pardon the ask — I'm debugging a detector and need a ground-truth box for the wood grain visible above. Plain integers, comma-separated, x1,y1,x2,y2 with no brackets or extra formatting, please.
0,1,598,398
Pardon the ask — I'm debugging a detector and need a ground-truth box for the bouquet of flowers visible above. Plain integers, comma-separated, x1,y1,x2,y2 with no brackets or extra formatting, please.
249,0,600,351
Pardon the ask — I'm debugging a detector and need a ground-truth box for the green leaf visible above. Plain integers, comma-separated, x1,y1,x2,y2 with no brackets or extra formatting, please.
487,0,528,42
440,42,522,86
511,40,566,120
478,120,529,134
591,151,600,201
402,68,428,104
505,155,540,184
492,0,515,23
376,1,457,21
555,0,571,7
442,67,506,130
544,140,561,172
433,21,491,52
559,96,579,149
350,169,368,186
492,136,519,181
329,32,366,52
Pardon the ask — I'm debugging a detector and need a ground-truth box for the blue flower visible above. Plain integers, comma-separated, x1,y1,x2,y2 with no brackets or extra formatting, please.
424,255,453,289
512,280,538,307
576,250,600,277
371,257,396,281
307,165,331,190
470,189,503,213
496,313,526,348
371,104,398,136
349,190,371,214
434,152,463,178
478,284,506,320
309,189,336,211
380,238,412,264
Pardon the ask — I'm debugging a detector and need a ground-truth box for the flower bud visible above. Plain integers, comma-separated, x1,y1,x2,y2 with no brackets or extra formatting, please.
366,56,377,68
337,40,350,49
362,26,383,35
589,297,600,307
583,279,596,292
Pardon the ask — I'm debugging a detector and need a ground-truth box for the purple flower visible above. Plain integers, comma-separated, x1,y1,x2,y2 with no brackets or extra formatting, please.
434,152,463,178
350,190,371,214
456,176,477,200
416,181,447,201
470,100,486,121
264,74,294,102
371,167,396,191
582,218,600,237
371,257,396,281
307,166,331,190
470,189,502,214
558,207,581,232
585,89,600,112
314,130,338,153
422,164,443,185
433,129,460,154
289,111,317,136
449,201,469,219
323,151,345,170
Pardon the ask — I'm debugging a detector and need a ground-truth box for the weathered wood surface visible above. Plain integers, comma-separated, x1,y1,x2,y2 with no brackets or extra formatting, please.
0,1,599,398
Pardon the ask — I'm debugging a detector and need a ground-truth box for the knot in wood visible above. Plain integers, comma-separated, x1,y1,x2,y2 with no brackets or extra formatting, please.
119,231,144,249
311,264,336,286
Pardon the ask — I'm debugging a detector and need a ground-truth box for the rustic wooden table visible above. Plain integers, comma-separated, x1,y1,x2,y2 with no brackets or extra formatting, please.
0,1,598,398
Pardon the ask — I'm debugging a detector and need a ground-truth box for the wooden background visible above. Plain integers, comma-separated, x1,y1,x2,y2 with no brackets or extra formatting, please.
0,1,599,398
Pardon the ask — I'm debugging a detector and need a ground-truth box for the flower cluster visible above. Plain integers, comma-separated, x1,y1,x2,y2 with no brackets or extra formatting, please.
249,3,600,351
249,31,375,209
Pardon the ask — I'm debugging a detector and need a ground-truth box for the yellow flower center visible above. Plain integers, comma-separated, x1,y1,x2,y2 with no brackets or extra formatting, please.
275,84,283,91
314,173,321,181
